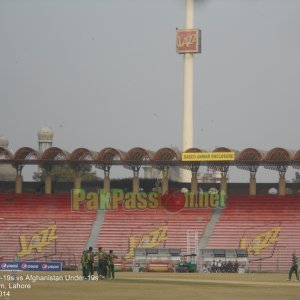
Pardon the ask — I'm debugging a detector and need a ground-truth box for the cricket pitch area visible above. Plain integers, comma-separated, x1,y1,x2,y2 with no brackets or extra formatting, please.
1,271,299,300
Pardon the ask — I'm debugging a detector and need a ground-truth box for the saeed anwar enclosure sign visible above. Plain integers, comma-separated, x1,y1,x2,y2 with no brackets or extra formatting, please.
182,152,235,162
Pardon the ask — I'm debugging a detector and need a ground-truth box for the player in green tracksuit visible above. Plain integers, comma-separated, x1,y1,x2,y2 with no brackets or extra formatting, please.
288,253,299,281
103,252,109,279
86,246,95,279
81,251,88,280
96,247,107,279
107,250,118,280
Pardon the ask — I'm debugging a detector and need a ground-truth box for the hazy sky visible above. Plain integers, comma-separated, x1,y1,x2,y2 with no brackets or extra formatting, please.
0,0,299,182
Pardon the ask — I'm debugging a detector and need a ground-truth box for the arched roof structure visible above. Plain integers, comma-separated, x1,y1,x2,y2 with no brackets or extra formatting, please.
237,148,266,173
12,147,40,170
265,147,293,162
294,149,300,161
294,149,300,160
14,147,40,160
96,148,126,164
41,147,70,161
153,147,180,161
0,147,13,159
125,147,153,162
238,148,266,162
70,148,97,161
293,149,300,169
264,147,293,173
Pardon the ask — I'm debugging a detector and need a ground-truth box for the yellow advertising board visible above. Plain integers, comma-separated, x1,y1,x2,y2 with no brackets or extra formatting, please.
182,152,235,162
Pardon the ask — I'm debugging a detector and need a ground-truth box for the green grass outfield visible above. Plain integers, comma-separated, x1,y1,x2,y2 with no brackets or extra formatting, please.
1,271,299,300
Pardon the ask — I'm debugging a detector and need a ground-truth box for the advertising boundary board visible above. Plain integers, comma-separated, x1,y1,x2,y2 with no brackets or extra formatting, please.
0,262,62,271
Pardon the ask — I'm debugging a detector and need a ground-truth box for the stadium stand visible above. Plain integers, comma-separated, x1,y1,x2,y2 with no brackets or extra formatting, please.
0,193,96,266
96,204,214,262
206,195,300,271
1,192,300,272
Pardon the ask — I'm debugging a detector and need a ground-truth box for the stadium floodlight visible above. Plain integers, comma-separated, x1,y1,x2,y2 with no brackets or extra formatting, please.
178,0,201,182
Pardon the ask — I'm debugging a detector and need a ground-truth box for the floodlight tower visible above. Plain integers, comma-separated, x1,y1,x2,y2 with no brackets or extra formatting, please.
183,0,194,152
177,0,201,182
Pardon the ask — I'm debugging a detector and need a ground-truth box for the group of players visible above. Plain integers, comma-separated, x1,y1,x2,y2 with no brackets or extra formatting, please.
81,246,118,280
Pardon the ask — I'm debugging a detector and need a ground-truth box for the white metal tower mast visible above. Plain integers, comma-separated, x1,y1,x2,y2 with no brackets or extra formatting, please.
182,0,194,155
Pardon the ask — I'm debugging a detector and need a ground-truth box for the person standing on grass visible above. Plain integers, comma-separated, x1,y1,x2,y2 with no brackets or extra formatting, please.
96,247,106,279
81,251,88,280
86,246,95,279
103,251,109,279
288,253,299,281
107,250,118,280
